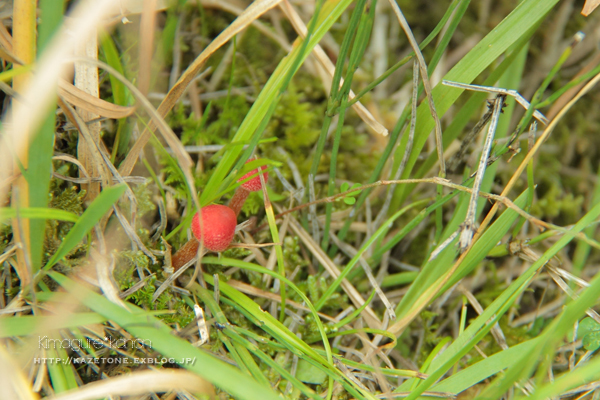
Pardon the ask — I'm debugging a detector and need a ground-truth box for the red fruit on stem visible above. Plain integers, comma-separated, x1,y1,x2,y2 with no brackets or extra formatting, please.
229,161,268,216
239,163,268,191
191,204,237,252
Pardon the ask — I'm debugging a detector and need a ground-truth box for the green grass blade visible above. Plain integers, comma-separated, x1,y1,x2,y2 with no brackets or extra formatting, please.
200,0,354,205
0,313,106,337
0,207,79,223
399,196,600,399
393,0,559,202
49,272,284,400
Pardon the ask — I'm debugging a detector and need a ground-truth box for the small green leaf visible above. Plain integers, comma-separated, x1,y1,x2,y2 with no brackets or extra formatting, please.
340,182,350,192
578,317,600,338
578,317,600,351
343,197,356,205
583,332,600,352
295,358,327,384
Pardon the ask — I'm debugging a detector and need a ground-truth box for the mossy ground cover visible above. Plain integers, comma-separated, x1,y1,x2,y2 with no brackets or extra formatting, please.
2,0,600,399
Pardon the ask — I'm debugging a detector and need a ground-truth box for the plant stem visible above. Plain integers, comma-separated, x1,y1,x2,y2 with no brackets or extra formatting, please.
229,187,250,216
172,238,199,271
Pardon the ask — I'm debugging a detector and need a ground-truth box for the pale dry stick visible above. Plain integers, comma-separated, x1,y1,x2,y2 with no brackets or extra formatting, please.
70,57,200,212
376,391,456,399
545,267,600,324
386,70,600,338
74,29,101,201
53,173,148,185
0,0,123,202
372,60,419,231
458,94,505,252
137,0,158,96
387,0,445,175
0,245,16,266
279,0,388,136
442,80,549,125
427,230,459,262
274,167,302,202
510,296,565,327
118,0,284,177
509,242,600,324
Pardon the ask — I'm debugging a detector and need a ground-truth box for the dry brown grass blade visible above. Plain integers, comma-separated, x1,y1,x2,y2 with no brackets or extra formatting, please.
288,218,382,330
118,0,283,176
0,0,122,204
58,80,136,119
582,0,600,16
0,47,22,64
280,0,389,136
46,370,215,400
200,0,292,51
0,21,13,51
71,56,200,212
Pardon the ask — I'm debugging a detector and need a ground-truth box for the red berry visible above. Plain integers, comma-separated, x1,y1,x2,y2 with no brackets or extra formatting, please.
239,162,268,192
191,205,236,252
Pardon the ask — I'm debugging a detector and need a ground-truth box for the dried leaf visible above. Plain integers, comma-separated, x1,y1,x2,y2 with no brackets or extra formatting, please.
58,80,135,119
582,0,600,16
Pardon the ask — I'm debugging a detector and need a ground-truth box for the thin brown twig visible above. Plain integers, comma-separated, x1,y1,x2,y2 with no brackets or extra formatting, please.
264,176,600,251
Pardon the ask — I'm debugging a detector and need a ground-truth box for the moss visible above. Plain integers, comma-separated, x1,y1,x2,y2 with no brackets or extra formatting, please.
132,182,156,219
530,184,584,223
44,185,87,267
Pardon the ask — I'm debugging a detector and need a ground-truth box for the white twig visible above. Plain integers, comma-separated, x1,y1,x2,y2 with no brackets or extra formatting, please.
459,95,505,252
442,80,549,125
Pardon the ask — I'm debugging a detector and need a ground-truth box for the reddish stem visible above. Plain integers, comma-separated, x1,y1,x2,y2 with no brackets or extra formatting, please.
171,238,199,271
228,187,250,216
